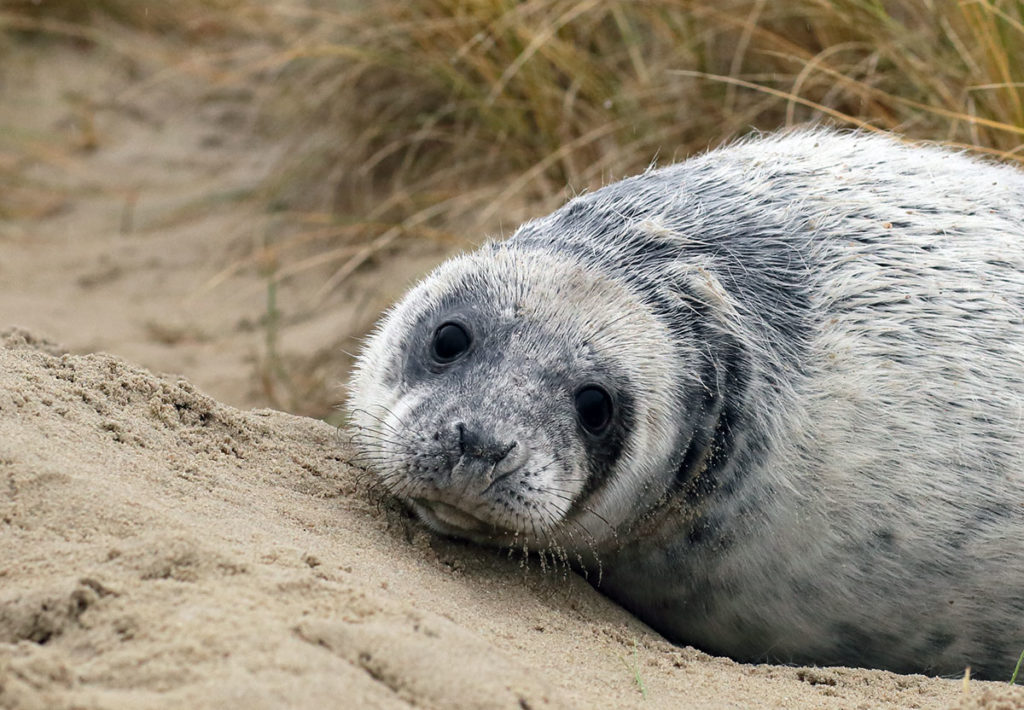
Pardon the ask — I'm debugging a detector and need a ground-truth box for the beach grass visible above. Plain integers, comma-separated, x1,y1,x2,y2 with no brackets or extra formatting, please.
238,0,1024,292
6,0,1022,252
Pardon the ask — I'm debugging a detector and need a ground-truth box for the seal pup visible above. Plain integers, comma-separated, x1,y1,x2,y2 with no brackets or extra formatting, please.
347,128,1024,678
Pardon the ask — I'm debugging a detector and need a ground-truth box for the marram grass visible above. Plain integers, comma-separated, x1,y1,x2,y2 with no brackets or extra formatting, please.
5,0,1024,290
263,0,1024,218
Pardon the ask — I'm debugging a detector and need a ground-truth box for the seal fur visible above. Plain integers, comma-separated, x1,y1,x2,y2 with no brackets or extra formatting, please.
347,128,1024,678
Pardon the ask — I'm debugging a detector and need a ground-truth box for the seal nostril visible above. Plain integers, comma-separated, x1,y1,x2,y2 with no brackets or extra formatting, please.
498,441,516,461
453,421,467,453
451,423,518,465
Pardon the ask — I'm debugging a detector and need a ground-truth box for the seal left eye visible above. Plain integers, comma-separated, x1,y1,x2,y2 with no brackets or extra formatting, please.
431,322,471,363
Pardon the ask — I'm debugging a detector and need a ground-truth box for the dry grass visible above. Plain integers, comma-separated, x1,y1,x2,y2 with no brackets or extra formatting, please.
259,0,1024,212
243,0,1024,414
218,0,1024,296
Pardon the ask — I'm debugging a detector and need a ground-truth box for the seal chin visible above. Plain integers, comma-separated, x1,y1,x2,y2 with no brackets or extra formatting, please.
411,498,505,537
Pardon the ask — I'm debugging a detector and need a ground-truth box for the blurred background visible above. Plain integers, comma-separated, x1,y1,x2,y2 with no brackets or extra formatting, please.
1,0,1021,422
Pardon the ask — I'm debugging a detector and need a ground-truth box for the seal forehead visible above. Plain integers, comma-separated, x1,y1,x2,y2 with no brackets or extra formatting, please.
354,244,679,393
429,245,674,357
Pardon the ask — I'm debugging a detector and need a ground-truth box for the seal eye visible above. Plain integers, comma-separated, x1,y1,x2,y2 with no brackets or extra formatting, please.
575,385,612,435
431,322,471,363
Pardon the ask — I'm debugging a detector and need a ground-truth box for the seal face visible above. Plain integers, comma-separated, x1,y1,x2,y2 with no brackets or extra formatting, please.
350,247,681,548
348,128,1024,679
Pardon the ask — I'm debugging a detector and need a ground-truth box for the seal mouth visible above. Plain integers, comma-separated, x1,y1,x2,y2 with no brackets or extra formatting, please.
411,498,502,536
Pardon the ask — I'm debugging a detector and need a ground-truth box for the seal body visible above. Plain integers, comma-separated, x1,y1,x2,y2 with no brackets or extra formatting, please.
347,129,1024,678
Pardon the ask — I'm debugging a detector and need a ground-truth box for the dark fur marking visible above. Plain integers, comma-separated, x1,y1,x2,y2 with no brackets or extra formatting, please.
572,373,636,503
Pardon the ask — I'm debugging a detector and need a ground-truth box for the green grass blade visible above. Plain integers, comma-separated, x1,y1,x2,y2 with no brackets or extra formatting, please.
1010,648,1024,685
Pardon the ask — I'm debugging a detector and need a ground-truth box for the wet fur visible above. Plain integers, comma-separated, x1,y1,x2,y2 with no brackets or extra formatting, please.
348,128,1024,678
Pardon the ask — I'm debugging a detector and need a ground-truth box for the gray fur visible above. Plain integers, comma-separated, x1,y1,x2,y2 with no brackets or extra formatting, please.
347,128,1024,678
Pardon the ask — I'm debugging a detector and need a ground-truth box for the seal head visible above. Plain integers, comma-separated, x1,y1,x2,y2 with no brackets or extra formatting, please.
348,246,689,549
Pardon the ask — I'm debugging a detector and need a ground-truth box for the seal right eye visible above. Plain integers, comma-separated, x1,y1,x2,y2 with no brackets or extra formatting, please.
575,385,613,435
431,322,471,363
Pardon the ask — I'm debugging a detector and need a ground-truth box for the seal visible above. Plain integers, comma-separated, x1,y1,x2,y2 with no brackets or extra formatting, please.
347,128,1024,678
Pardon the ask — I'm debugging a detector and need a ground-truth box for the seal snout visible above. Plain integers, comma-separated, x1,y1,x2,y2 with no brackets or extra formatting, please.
450,421,530,481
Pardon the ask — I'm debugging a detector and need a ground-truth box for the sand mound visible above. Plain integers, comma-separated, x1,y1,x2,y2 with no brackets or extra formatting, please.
2,332,1020,709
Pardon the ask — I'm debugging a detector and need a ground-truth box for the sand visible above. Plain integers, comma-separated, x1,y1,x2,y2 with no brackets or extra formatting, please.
1,25,1022,710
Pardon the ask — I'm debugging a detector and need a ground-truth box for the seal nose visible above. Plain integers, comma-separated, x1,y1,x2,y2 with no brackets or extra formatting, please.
455,422,515,464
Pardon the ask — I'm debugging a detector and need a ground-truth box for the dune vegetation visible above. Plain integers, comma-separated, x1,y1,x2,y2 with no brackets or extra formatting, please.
5,0,1022,253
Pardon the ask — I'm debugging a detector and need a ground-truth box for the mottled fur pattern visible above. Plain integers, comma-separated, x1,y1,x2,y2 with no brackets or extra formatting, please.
348,128,1024,678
